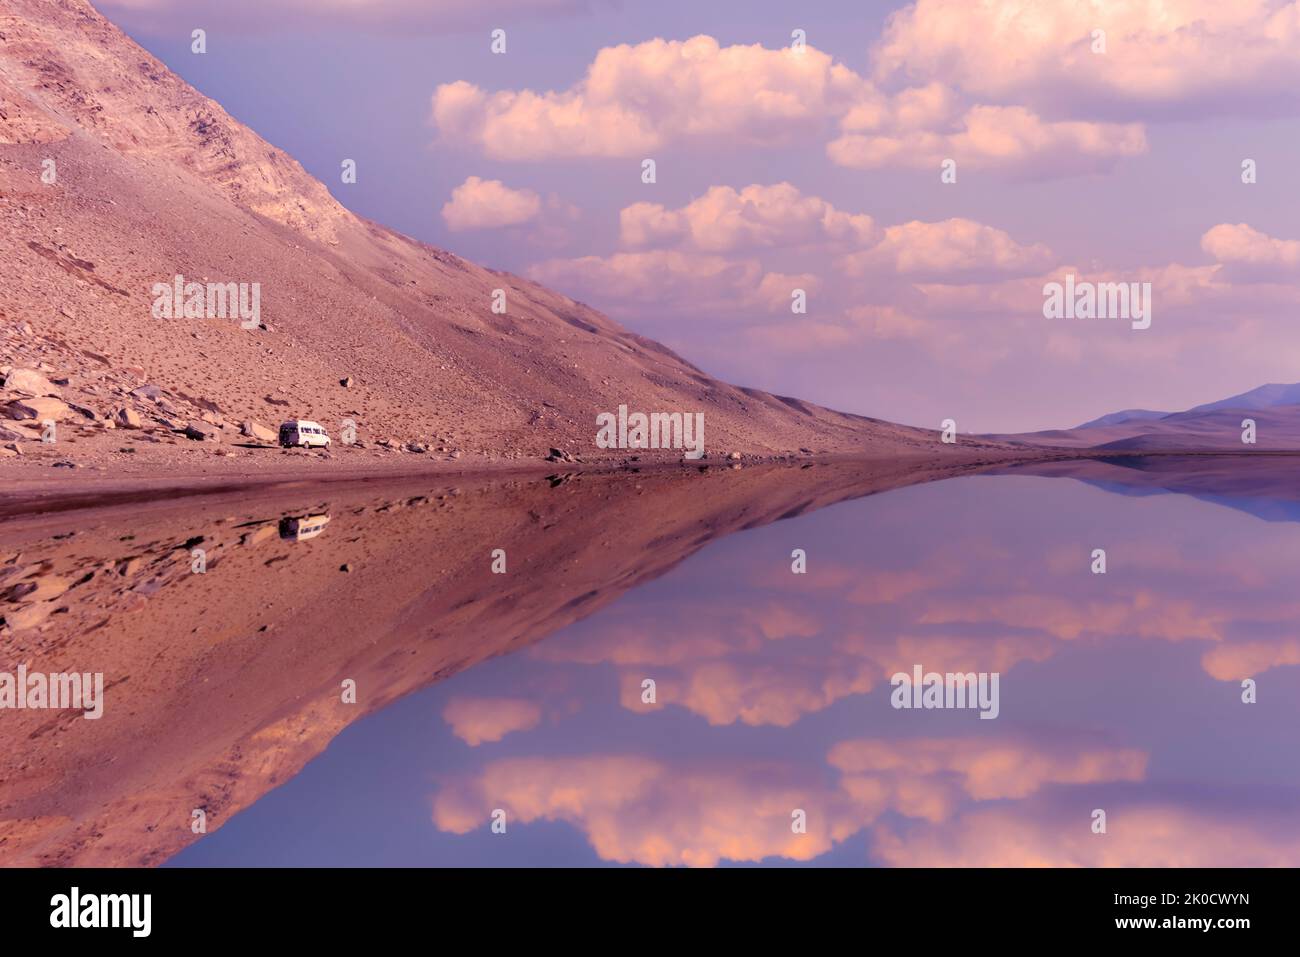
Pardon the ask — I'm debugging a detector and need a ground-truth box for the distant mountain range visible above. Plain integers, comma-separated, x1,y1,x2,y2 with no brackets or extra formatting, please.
991,383,1300,451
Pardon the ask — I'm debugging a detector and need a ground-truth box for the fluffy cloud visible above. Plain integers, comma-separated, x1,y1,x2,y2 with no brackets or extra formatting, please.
828,103,1146,176
442,695,542,745
1200,223,1300,280
432,36,863,160
838,218,1055,281
431,28,1154,176
620,183,878,252
441,176,542,231
527,249,816,315
828,738,1146,803
872,801,1300,867
430,737,1149,866
536,183,1053,318
873,0,1300,118
432,755,851,866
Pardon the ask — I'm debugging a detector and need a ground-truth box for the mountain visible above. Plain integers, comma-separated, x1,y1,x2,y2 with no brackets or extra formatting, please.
1185,383,1300,414
1071,409,1169,430
987,383,1300,451
0,0,991,476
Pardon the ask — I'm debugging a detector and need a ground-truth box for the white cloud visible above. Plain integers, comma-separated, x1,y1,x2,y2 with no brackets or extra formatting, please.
440,176,542,231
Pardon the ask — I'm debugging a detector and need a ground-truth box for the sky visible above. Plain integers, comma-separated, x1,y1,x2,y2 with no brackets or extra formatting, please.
103,0,1300,433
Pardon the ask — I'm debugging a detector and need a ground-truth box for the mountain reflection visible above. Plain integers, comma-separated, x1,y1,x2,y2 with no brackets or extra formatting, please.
3,457,1299,867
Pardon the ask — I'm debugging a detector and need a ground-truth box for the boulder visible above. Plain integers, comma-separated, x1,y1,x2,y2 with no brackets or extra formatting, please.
4,601,51,631
0,424,24,442
129,384,166,401
2,368,59,397
114,407,143,429
183,421,221,442
6,397,72,422
240,420,276,443
340,376,354,388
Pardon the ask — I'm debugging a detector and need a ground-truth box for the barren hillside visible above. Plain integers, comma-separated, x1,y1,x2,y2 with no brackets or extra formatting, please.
0,0,984,477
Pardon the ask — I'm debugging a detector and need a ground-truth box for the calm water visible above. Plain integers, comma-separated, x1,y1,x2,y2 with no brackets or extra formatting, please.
3,458,1298,866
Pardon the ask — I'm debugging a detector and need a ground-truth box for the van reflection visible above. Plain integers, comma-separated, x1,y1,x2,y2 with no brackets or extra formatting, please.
278,514,331,542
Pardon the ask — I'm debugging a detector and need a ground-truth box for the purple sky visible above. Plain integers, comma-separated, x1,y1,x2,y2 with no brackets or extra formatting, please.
106,0,1300,432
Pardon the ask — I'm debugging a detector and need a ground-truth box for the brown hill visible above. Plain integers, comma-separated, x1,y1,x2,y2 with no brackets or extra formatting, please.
0,0,990,477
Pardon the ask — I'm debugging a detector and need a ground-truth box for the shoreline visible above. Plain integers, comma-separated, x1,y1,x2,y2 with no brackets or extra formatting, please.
3,446,1297,520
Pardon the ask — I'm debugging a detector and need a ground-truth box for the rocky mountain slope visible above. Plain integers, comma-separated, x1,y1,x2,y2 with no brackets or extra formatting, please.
0,0,978,476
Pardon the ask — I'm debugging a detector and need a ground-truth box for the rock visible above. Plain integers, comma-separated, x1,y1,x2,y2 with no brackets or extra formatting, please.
406,442,428,453
0,425,24,442
240,420,276,443
0,445,19,457
200,411,224,427
130,384,166,401
3,368,59,396
6,397,72,422
727,451,742,460
65,402,99,421
2,576,69,603
183,422,222,442
264,395,290,407
340,376,354,388
114,407,143,429
4,601,51,631
339,563,352,573
545,447,575,462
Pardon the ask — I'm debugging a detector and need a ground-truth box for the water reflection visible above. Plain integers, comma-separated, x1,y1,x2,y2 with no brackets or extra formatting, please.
2,456,1298,867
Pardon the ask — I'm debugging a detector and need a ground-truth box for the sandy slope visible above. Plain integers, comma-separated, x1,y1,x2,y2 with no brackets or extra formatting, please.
0,0,1001,481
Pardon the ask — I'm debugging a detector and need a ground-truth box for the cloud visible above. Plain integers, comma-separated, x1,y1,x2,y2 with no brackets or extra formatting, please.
872,801,1300,867
620,183,879,253
527,249,816,315
537,182,1052,318
431,755,851,866
432,35,866,160
837,218,1056,282
442,696,543,745
441,176,542,231
828,738,1147,802
1201,223,1300,280
873,0,1300,119
828,103,1146,177
431,30,1150,177
430,736,1149,865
